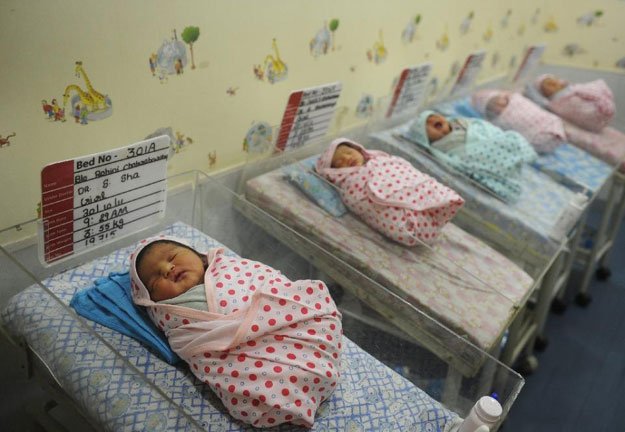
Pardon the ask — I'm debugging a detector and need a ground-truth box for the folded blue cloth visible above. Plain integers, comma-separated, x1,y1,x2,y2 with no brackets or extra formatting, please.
70,272,180,364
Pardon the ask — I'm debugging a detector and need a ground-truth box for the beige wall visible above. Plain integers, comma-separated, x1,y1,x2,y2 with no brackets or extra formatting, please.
1,0,623,229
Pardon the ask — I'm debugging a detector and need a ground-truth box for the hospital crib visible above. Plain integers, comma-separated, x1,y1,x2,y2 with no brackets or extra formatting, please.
433,89,625,311
0,170,523,431
224,137,540,393
363,103,584,374
532,65,625,308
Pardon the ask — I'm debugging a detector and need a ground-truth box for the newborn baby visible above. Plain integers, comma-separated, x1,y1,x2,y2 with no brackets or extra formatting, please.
472,89,567,154
526,74,615,132
316,138,465,246
403,111,538,203
130,236,343,428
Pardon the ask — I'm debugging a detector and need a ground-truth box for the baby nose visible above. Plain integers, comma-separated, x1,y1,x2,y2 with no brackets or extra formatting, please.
161,262,175,278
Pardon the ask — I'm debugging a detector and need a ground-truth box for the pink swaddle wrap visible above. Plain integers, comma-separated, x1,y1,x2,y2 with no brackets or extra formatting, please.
536,74,615,133
130,235,343,428
564,122,625,173
315,138,465,246
472,89,566,154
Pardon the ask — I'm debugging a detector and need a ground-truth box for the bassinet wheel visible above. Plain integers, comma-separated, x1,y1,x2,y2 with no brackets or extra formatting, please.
596,266,612,281
551,298,567,315
516,355,539,376
534,335,549,352
575,292,592,308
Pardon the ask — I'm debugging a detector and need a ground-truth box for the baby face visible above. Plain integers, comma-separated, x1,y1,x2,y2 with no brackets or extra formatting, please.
137,242,205,301
426,114,452,142
331,144,365,168
540,77,568,98
486,94,510,117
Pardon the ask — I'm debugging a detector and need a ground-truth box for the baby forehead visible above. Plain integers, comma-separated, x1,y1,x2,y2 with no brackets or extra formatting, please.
426,114,446,122
141,242,185,260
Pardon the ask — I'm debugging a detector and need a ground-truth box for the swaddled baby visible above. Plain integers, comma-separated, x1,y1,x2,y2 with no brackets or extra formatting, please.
471,89,567,154
315,138,465,246
525,74,615,133
403,111,538,203
130,235,342,428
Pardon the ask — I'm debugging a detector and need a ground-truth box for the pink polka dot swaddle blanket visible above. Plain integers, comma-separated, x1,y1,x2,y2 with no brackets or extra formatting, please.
316,138,465,246
527,74,615,133
471,89,567,154
130,236,343,428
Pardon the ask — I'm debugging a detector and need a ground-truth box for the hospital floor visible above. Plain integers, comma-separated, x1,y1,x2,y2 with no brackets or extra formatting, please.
503,207,625,432
1,211,624,432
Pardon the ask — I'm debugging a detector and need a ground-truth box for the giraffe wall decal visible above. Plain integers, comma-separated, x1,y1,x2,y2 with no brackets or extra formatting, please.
74,61,108,110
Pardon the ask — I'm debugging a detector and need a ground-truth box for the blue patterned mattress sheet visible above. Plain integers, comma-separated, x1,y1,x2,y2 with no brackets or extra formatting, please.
1,222,459,432
437,97,613,194
369,128,576,266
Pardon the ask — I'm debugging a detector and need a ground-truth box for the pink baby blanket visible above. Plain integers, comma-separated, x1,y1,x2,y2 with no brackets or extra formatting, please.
472,89,566,154
564,122,625,173
130,235,343,428
316,138,464,246
534,75,615,133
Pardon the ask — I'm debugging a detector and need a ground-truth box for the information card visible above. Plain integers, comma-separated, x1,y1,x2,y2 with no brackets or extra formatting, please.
449,51,486,97
386,63,432,119
276,82,342,151
40,135,170,264
512,44,546,86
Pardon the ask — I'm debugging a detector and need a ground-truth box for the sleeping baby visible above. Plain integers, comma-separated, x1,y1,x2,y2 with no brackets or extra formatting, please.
402,111,538,203
315,138,465,246
474,88,625,172
130,236,343,428
525,74,615,133
471,89,567,154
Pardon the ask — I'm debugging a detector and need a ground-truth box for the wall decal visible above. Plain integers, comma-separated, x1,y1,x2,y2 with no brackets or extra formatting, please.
148,27,201,83
60,61,112,125
174,131,194,153
144,126,191,158
577,10,603,27
243,122,273,153
436,27,449,51
355,94,374,118
544,17,558,33
366,30,388,64
154,30,188,79
0,132,16,148
181,26,200,69
226,87,239,96
483,25,493,42
491,52,500,68
208,150,217,169
427,77,439,98
460,12,474,35
401,14,422,43
41,99,66,122
253,39,288,84
563,44,585,57
508,55,517,70
309,19,340,57
531,8,541,25
517,23,526,36
500,10,512,29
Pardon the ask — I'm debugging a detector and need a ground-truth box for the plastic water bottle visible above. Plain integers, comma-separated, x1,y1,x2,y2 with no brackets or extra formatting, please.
456,396,502,432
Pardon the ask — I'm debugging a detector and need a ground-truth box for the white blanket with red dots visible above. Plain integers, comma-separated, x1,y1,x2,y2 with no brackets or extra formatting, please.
548,80,615,133
136,247,344,428
1,221,459,431
324,156,464,246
